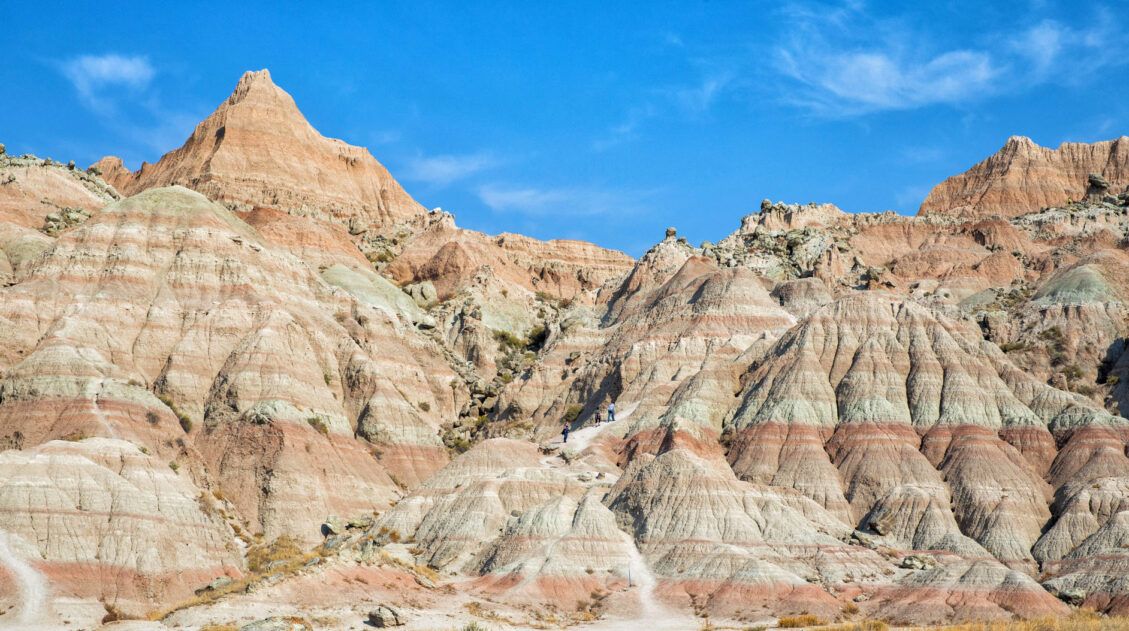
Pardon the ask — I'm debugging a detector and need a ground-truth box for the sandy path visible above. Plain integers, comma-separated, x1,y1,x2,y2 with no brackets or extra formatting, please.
0,530,53,629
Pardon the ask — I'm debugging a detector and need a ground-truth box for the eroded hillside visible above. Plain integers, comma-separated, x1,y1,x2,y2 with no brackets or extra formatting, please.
0,71,1128,630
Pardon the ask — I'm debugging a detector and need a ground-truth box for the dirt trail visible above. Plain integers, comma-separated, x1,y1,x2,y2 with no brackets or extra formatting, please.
0,530,53,629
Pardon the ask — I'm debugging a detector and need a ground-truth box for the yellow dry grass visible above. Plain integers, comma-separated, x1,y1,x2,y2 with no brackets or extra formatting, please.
924,611,1129,631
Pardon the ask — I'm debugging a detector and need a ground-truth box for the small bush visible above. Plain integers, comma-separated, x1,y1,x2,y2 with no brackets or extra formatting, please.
145,411,160,425
60,430,88,442
1106,374,1120,386
168,461,179,472
563,404,583,424
101,602,136,623
418,401,431,412
527,324,548,351
246,535,304,573
179,415,193,433
779,615,825,628
493,329,525,350
307,416,329,435
998,341,1026,353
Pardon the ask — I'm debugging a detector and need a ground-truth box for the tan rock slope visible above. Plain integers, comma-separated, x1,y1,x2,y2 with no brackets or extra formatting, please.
920,135,1129,218
94,69,427,229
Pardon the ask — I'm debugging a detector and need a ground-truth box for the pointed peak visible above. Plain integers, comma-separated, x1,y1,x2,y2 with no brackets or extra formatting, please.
238,69,273,87
1003,135,1037,149
228,69,285,105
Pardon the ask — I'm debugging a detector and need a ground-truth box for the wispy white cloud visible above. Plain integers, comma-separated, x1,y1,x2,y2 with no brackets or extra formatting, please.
56,53,204,167
771,3,1125,117
671,73,734,114
61,54,155,112
477,183,653,217
405,152,499,186
594,70,733,150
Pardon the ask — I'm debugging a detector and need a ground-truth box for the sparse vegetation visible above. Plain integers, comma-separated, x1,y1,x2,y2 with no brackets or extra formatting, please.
246,535,304,573
563,404,583,424
493,329,526,350
419,401,431,412
306,416,329,435
927,612,1129,631
998,341,1026,353
145,411,160,425
168,461,179,472
158,393,193,433
825,623,889,631
1039,326,1068,366
100,602,137,623
60,430,88,442
779,614,826,628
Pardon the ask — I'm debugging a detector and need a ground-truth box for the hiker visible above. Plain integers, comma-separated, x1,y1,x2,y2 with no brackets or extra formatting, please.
562,423,570,443
607,401,616,423
594,409,603,427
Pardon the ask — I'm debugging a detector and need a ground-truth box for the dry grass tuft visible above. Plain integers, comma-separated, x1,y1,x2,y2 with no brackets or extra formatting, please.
929,611,1129,631
779,614,827,628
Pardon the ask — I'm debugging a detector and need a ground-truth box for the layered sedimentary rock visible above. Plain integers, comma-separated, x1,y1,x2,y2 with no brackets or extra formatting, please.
920,135,1129,218
387,210,633,304
373,439,640,608
0,186,461,553
0,438,240,618
0,152,118,229
95,70,427,229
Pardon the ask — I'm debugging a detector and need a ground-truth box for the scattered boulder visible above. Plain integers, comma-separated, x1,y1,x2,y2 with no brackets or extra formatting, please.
404,281,438,308
367,605,406,627
322,515,345,536
1048,586,1087,607
900,554,937,570
194,576,234,596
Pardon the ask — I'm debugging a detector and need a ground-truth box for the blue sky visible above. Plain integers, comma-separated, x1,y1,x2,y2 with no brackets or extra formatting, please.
2,1,1127,256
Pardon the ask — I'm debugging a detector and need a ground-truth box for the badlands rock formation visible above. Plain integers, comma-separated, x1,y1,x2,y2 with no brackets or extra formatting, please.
95,70,427,229
1,69,1129,629
920,135,1129,218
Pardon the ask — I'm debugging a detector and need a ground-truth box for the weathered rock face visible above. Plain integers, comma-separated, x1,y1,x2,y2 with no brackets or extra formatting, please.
920,135,1129,219
373,439,637,608
96,70,427,230
0,187,461,555
0,153,118,229
0,438,240,617
387,211,633,305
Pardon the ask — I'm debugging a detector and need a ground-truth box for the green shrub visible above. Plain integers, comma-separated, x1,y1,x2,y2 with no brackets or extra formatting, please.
493,329,525,350
306,416,329,435
563,404,583,424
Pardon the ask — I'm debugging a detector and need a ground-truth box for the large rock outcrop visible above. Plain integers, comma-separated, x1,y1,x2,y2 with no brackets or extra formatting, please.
919,135,1129,218
94,70,427,230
